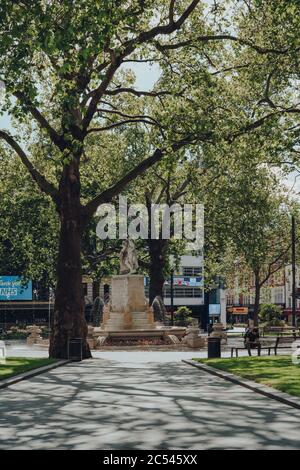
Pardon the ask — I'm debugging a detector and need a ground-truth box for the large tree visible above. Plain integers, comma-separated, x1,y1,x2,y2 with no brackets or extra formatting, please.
0,1,298,358
203,156,298,326
0,1,207,358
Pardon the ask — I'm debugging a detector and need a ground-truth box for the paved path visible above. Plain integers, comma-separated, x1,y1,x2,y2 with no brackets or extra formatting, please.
1,353,300,450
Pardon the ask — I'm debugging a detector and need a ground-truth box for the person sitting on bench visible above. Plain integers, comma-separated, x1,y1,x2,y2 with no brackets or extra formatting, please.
244,327,261,355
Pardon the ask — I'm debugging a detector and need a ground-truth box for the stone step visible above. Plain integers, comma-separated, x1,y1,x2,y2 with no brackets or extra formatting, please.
131,326,155,330
106,317,123,322
131,320,149,325
107,319,124,323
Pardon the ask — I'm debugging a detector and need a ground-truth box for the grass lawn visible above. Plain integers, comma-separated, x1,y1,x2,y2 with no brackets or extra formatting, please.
0,357,57,381
193,356,300,399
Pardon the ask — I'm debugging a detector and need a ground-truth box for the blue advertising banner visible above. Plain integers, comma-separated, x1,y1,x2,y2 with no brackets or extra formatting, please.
0,276,32,301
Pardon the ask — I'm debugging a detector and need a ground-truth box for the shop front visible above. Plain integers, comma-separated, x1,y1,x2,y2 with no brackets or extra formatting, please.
227,306,249,325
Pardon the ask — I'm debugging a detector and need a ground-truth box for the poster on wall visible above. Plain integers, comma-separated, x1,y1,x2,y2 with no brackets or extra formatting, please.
209,304,221,316
0,276,32,301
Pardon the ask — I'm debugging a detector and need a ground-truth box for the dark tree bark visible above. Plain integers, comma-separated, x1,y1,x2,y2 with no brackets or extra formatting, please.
148,238,168,305
49,161,91,359
253,267,261,327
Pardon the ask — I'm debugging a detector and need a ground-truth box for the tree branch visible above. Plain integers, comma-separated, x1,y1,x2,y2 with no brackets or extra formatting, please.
82,60,122,131
153,34,298,55
13,91,66,151
169,0,176,24
105,88,174,98
170,176,191,203
84,138,191,220
0,130,59,203
259,238,298,287
96,107,161,126
227,111,279,142
87,118,157,133
82,0,200,131
228,105,300,143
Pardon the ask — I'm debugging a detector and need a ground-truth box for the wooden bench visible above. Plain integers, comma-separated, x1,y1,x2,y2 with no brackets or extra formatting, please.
231,342,276,357
0,340,6,360
274,336,299,354
261,326,299,337
231,336,299,357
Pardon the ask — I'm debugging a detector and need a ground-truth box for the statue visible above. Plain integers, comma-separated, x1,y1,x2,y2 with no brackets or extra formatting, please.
151,296,167,324
92,296,104,326
119,239,139,274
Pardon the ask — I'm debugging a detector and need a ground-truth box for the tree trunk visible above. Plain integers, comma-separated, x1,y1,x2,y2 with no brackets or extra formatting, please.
148,239,168,305
253,268,261,327
49,162,91,359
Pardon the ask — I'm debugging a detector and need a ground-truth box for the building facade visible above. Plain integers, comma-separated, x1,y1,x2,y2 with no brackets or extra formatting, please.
225,264,300,323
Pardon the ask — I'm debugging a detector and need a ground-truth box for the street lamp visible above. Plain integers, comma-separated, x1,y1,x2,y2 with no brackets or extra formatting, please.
280,204,297,328
48,287,54,335
170,269,174,326
169,256,177,326
292,215,296,327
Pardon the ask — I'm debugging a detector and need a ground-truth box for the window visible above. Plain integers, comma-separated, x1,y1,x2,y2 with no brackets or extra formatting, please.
164,286,203,298
182,266,203,276
274,287,284,304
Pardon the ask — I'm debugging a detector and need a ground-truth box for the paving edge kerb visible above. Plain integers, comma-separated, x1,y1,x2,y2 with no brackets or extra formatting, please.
182,359,300,411
0,359,70,390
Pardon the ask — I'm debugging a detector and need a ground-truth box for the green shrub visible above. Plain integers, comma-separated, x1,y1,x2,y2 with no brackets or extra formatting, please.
259,303,284,326
174,306,194,327
0,330,27,340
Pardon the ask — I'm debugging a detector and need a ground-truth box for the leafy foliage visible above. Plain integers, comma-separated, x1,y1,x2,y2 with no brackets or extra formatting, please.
259,303,283,326
174,306,193,327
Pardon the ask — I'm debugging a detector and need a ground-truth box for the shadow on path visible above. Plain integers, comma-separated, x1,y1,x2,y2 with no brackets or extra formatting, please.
0,359,300,450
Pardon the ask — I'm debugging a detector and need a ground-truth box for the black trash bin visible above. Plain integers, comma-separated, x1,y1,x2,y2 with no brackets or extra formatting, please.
207,336,221,358
68,338,83,362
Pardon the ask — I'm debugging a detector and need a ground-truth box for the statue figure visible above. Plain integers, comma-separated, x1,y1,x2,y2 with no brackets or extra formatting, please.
151,296,167,324
91,296,105,326
119,239,139,274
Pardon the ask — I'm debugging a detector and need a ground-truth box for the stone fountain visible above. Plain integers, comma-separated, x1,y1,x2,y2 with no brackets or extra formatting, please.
91,239,186,347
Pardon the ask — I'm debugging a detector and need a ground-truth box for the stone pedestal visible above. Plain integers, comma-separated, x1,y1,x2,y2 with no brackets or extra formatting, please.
27,325,43,345
210,322,227,344
101,275,154,331
87,325,95,349
111,275,146,312
183,326,206,348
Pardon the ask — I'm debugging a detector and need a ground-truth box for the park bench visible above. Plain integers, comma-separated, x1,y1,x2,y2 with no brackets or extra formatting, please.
231,335,299,357
0,340,6,360
260,326,299,337
274,336,299,354
230,342,276,357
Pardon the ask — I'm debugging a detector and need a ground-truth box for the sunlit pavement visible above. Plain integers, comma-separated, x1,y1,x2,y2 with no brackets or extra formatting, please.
5,339,287,361
1,352,300,449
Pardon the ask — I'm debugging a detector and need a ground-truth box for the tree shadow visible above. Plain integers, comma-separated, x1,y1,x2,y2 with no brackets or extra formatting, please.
0,359,300,449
